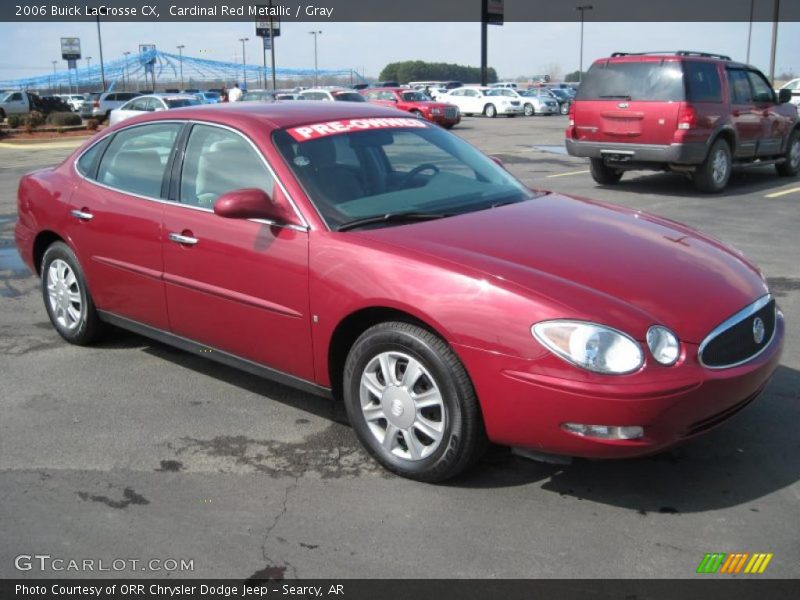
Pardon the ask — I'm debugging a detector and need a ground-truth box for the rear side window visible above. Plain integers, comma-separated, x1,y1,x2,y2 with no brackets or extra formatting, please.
685,62,722,102
577,61,685,101
76,138,110,178
96,123,181,198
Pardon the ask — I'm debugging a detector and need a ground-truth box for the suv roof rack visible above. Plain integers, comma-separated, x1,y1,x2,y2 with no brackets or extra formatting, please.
611,50,732,61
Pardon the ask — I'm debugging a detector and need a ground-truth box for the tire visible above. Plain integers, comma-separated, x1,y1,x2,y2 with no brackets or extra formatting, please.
41,241,104,345
560,103,569,115
524,103,534,116
776,129,800,177
343,322,487,482
443,123,455,130
693,138,732,193
589,158,624,185
484,104,497,118
0,108,6,120
410,110,425,120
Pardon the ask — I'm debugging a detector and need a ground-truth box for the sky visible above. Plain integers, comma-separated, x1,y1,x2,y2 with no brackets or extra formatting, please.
0,20,799,83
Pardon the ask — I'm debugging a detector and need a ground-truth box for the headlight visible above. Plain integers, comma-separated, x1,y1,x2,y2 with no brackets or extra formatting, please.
646,326,680,366
430,108,442,115
532,320,643,375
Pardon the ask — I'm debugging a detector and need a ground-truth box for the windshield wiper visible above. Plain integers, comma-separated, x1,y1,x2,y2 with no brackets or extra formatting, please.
337,212,449,232
599,94,632,100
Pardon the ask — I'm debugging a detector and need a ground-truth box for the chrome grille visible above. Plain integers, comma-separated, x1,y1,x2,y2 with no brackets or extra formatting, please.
698,296,776,369
444,107,458,119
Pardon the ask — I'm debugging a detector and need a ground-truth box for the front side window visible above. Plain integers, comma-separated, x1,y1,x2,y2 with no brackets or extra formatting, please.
728,69,752,105
273,124,537,230
179,124,275,209
401,91,428,102
747,71,775,104
96,123,181,198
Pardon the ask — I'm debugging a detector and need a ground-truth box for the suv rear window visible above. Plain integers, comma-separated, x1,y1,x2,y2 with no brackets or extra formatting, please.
577,61,685,102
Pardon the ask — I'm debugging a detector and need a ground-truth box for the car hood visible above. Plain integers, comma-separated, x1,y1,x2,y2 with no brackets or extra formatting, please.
356,193,768,342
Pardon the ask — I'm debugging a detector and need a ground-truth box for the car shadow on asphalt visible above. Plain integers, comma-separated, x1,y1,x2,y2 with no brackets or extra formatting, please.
454,365,800,514
598,167,797,198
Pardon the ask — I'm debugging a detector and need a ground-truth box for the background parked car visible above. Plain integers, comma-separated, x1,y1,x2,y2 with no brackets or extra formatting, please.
197,91,221,104
108,94,201,125
546,88,573,114
566,51,800,192
241,90,275,102
275,93,307,100
0,91,68,118
778,78,800,106
80,91,141,122
303,88,366,102
443,86,523,118
56,94,86,112
360,87,460,128
516,88,560,116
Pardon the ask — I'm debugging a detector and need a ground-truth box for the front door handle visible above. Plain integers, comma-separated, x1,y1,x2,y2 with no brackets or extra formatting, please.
168,232,199,246
70,209,94,221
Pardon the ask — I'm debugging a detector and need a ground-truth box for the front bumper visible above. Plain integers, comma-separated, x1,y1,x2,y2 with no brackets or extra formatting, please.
537,104,559,114
565,138,708,165
429,113,461,127
454,311,784,458
498,105,525,115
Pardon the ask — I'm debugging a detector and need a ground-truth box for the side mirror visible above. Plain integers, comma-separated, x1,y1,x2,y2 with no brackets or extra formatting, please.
778,88,793,104
489,155,506,169
214,188,294,223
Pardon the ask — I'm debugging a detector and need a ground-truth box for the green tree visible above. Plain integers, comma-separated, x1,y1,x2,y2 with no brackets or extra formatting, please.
564,70,586,83
379,61,497,84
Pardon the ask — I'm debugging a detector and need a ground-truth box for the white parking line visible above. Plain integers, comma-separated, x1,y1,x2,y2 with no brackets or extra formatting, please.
765,186,800,199
546,169,590,178
0,139,88,150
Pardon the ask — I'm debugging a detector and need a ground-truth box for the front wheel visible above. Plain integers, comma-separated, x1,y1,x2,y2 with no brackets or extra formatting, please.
776,129,800,177
343,322,487,482
484,104,497,118
694,139,732,193
524,103,534,116
590,158,624,185
41,242,105,345
560,103,570,115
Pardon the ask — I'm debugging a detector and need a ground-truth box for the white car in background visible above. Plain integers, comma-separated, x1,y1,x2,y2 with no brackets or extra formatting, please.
56,94,86,112
778,78,800,106
442,86,524,117
301,88,366,102
108,94,201,126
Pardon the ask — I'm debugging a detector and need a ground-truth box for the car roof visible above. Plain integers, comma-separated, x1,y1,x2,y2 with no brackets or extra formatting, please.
105,101,416,132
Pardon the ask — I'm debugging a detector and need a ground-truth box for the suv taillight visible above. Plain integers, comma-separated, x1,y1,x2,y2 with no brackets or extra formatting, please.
677,103,697,130
568,102,575,126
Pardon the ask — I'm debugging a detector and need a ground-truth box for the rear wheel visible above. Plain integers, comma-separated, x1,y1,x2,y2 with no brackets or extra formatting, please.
484,104,497,118
410,109,425,120
776,129,800,177
343,322,487,482
693,139,732,193
41,242,104,345
524,103,534,116
560,103,570,115
590,158,624,185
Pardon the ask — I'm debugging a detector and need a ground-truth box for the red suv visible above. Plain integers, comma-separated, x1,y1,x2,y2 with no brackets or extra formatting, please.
566,51,800,192
360,87,461,128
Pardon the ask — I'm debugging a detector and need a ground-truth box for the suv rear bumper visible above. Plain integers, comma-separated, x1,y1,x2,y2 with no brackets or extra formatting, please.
565,139,708,165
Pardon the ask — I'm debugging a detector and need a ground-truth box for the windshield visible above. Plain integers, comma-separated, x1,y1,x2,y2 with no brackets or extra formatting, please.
333,92,366,102
401,91,428,102
273,120,536,230
204,92,220,99
165,98,201,108
0,92,10,102
487,89,516,97
577,61,685,101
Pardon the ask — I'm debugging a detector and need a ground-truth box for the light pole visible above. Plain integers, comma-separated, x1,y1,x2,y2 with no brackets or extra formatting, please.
309,30,322,87
576,5,593,83
768,0,780,85
123,51,131,91
177,45,185,90
746,0,755,64
239,37,249,88
96,15,106,91
51,60,57,93
85,56,92,91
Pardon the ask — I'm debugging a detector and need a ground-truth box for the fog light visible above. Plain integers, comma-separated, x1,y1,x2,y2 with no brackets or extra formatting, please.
563,423,644,440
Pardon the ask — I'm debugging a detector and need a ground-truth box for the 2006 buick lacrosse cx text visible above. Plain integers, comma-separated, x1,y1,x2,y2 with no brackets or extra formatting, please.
15,101,784,482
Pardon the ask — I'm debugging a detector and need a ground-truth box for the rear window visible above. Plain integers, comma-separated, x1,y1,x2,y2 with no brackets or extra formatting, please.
333,92,366,102
165,98,200,108
577,61,685,102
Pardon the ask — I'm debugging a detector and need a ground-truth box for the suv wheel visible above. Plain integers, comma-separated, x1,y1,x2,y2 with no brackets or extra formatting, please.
776,129,800,177
590,158,624,185
694,139,732,193
343,322,487,482
484,104,497,118
41,242,104,345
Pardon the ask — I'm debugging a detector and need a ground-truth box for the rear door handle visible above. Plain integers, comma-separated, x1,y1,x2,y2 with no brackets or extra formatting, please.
70,209,94,221
168,232,199,246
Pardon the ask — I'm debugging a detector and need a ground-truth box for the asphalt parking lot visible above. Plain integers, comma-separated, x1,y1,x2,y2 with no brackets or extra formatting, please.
1,114,798,579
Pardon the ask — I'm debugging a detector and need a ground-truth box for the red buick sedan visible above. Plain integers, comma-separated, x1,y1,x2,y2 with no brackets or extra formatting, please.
15,103,783,481
360,87,460,128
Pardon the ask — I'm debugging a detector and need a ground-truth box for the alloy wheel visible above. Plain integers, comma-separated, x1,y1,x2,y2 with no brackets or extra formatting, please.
46,259,83,331
711,148,729,185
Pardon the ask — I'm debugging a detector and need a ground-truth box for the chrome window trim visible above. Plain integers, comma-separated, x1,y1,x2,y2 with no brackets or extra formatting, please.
72,118,310,233
698,294,776,370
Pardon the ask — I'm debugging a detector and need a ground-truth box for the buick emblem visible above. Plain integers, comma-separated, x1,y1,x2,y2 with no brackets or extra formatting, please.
753,317,765,344
618,102,629,109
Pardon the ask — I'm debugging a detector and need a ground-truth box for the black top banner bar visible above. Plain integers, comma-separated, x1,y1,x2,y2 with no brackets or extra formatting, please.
3,0,800,22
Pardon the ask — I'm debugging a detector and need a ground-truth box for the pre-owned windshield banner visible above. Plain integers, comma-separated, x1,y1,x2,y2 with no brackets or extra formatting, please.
287,118,428,141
